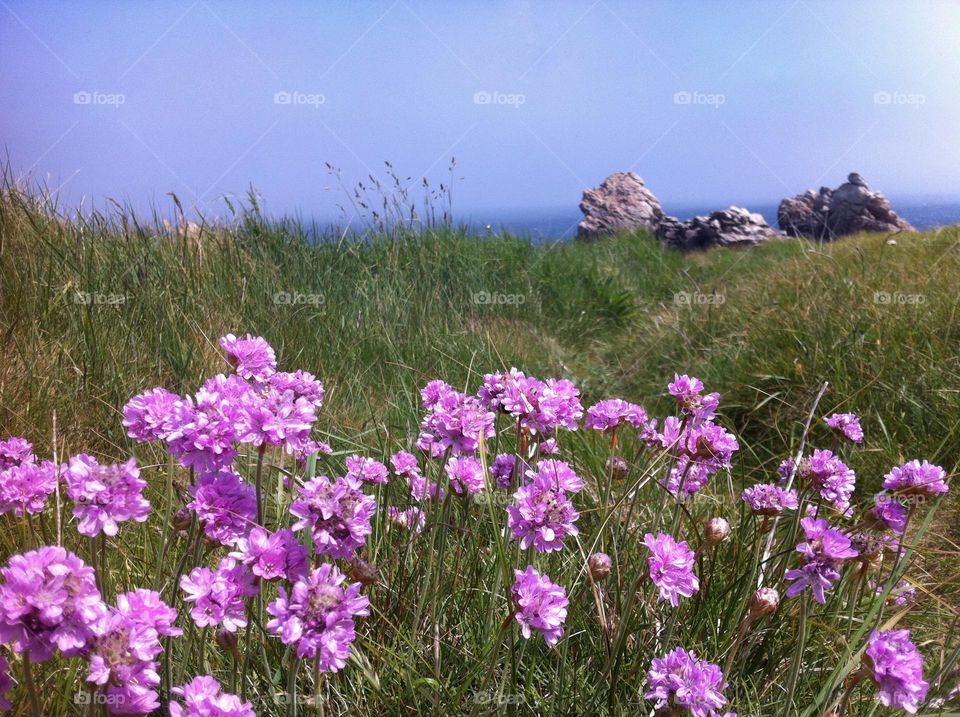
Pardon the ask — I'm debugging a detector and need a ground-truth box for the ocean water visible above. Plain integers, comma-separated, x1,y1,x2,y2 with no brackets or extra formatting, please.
461,201,960,241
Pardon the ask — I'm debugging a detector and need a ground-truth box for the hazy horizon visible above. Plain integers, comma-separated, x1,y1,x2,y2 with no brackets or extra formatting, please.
4,1,960,220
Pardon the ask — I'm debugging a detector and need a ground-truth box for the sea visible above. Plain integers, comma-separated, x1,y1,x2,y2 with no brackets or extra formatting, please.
458,201,960,242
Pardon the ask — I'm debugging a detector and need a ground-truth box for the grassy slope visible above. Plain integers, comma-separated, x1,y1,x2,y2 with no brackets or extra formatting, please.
1,189,959,714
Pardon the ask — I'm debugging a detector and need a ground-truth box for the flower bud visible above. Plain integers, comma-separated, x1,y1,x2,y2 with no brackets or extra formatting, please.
216,628,240,661
588,552,612,582
171,507,192,532
605,456,629,478
347,558,380,587
704,517,731,546
750,587,779,618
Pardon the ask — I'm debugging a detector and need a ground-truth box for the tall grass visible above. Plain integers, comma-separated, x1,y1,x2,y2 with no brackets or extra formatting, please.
0,177,958,715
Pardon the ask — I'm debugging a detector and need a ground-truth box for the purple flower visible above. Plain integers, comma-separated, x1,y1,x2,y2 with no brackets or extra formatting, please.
507,474,579,552
478,369,583,436
345,455,389,485
644,533,699,607
268,369,325,409
785,517,858,604
868,495,908,534
266,563,370,670
511,566,568,647
122,387,185,443
408,473,444,502
165,379,246,472
218,333,277,383
445,455,486,495
490,453,517,489
524,459,584,493
584,399,648,432
825,412,864,443
229,527,308,582
741,483,799,517
883,460,949,497
417,382,495,457
169,675,255,717
188,469,257,547
654,418,739,496
0,653,13,710
789,449,857,514
540,437,560,454
0,459,58,517
0,436,33,470
87,589,181,715
63,455,150,537
180,558,257,633
290,474,376,559
0,547,106,662
645,647,732,717
388,506,426,534
390,451,420,478
239,386,316,453
866,629,928,713
668,374,720,422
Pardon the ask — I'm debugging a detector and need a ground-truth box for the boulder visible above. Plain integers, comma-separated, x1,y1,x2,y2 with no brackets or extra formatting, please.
778,173,914,240
576,172,664,240
657,207,784,250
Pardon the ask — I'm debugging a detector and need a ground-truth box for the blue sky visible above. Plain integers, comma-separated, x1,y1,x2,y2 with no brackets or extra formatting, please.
2,0,959,221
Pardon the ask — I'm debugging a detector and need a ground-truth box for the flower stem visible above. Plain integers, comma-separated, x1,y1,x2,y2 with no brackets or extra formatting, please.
21,652,42,717
255,444,267,525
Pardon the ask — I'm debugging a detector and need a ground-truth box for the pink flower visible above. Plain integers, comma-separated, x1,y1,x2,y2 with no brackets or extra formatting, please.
507,475,579,553
169,675,255,717
445,455,486,495
180,558,257,633
511,566,568,646
290,475,376,559
229,527,308,582
63,455,150,537
866,629,928,713
825,412,864,443
644,533,699,607
218,333,276,383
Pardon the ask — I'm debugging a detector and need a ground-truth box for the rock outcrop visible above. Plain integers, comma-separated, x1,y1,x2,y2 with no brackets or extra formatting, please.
577,172,664,240
657,207,784,250
778,173,914,240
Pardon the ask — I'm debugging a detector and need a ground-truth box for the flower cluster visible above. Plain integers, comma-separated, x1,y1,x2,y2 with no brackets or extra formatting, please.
883,460,949,497
0,437,58,518
187,469,257,547
866,629,929,713
507,473,580,552
584,398,648,433
645,647,733,717
0,547,106,661
290,474,377,559
346,455,389,485
63,454,150,537
445,455,486,495
417,380,495,457
785,517,858,603
511,566,568,646
218,333,277,383
741,483,799,517
644,533,700,606
230,527,309,582
478,368,583,436
782,449,856,514
668,374,720,422
169,675,255,717
180,558,258,633
267,563,370,670
654,416,739,496
825,412,864,443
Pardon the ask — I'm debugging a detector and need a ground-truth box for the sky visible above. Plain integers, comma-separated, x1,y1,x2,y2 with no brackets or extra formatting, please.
3,0,960,223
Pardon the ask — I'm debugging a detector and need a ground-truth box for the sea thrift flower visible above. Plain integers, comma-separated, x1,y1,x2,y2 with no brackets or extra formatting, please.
511,566,568,647
643,533,699,606
539,437,560,454
584,398,648,432
390,450,420,478
606,456,629,477
0,547,106,661
867,495,908,535
750,587,780,617
290,474,376,559
229,527,308,582
668,374,720,422
387,506,426,534
345,455,389,485
507,475,579,552
165,380,246,472
787,449,857,513
479,370,583,436
645,647,731,717
883,460,949,497
122,387,184,443
526,459,585,493
445,455,486,495
87,589,182,715
417,382,495,457
169,675,255,717
0,653,12,710
180,558,257,633
0,459,58,517
0,436,33,470
785,517,858,604
875,579,917,606
741,483,799,517
865,629,929,713
266,563,370,670
490,453,517,489
588,552,612,581
218,333,276,383
658,419,739,496
187,470,256,546
63,455,150,537
825,412,864,443
703,517,730,545
239,386,316,453
268,369,325,409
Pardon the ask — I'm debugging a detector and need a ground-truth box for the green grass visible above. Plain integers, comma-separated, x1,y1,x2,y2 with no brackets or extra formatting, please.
1,181,959,715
